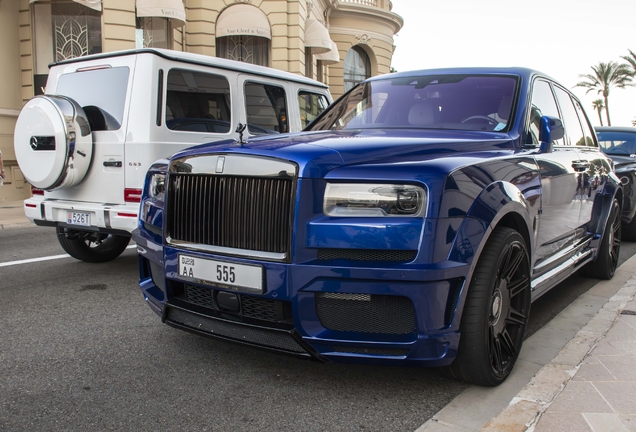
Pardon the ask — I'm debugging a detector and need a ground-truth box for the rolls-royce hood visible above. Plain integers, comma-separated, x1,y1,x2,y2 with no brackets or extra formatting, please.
175,129,515,178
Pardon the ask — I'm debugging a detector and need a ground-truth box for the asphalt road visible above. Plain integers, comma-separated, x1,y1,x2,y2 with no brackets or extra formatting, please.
1,226,634,431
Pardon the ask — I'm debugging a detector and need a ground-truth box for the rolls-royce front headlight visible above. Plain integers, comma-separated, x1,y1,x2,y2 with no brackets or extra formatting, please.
149,173,166,202
324,183,426,217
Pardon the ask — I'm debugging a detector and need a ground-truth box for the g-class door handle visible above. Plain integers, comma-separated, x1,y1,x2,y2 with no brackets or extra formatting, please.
103,161,122,167
571,160,590,172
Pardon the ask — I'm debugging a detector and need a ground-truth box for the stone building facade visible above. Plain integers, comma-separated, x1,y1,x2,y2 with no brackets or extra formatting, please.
0,0,403,201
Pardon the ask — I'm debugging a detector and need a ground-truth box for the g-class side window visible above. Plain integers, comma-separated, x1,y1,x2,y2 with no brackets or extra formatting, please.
245,82,288,135
298,91,330,129
166,69,232,133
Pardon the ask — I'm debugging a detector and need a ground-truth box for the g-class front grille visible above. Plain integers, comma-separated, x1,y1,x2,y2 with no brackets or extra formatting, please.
167,174,294,255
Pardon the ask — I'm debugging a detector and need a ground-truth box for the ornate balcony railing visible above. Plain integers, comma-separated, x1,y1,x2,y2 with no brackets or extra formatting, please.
337,0,393,11
340,0,377,5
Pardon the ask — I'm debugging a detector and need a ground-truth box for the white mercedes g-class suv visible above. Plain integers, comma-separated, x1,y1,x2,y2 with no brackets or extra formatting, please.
14,48,331,262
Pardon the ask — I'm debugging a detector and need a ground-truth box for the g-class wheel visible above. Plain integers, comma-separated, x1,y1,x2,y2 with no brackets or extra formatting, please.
445,227,531,386
56,228,130,263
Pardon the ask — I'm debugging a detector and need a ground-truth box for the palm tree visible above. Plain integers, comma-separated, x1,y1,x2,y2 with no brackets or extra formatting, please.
592,99,605,126
575,61,633,126
622,49,636,76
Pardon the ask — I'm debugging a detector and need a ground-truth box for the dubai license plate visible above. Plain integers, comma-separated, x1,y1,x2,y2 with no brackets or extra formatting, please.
178,254,263,293
67,211,91,226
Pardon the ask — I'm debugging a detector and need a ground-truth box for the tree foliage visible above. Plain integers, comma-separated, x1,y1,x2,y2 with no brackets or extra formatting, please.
622,49,636,76
592,99,605,126
575,61,633,126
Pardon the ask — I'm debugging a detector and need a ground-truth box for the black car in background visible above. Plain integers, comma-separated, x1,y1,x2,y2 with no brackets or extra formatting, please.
597,127,636,240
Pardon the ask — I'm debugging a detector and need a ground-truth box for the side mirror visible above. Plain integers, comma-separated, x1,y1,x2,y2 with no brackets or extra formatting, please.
539,116,564,153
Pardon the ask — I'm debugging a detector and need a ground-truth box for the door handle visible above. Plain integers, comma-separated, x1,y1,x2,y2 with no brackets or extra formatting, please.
103,161,122,167
571,161,590,172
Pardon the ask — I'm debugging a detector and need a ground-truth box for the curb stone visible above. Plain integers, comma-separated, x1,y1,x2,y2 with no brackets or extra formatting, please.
0,222,34,229
481,276,636,431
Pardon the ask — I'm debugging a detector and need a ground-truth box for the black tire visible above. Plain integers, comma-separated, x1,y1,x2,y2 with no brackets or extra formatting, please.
443,227,531,386
56,228,130,263
580,198,621,280
621,215,636,242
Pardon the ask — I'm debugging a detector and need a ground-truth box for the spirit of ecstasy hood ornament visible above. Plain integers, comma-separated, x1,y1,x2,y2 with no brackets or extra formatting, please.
235,123,247,146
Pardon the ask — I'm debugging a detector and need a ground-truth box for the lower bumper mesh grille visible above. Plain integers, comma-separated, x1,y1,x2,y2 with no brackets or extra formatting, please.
317,249,417,262
184,284,281,322
315,292,416,334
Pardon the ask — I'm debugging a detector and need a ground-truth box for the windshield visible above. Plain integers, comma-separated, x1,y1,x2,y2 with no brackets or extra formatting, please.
597,130,636,156
307,74,518,133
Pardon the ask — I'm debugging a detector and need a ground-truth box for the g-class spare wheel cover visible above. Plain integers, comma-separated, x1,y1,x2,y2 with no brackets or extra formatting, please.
14,95,93,190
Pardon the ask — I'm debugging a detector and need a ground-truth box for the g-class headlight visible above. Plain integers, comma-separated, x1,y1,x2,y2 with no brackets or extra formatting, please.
324,183,427,217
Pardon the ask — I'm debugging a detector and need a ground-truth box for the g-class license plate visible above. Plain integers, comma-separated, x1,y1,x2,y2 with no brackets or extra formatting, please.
67,211,91,226
178,254,263,293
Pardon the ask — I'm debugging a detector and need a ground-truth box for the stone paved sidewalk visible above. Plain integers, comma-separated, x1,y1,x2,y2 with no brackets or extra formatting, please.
533,297,636,431
0,199,31,229
484,274,636,432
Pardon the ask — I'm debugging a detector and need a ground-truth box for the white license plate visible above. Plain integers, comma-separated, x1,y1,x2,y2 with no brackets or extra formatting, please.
178,254,263,293
66,211,91,226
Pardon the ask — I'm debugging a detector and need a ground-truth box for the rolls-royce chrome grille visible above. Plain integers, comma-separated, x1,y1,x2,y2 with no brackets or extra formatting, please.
166,155,297,260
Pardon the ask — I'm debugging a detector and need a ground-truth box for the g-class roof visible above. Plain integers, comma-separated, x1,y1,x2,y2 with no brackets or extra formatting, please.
51,48,329,89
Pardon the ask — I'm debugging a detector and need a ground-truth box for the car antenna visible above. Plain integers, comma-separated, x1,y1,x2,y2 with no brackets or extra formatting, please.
235,123,246,146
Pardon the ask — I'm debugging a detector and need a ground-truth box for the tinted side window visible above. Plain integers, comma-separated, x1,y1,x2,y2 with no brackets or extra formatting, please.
166,69,231,133
298,91,329,129
527,80,562,145
245,82,288,135
57,66,130,130
554,87,586,147
573,100,597,147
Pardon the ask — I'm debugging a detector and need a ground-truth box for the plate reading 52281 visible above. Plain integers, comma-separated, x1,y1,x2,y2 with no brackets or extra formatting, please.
178,254,263,293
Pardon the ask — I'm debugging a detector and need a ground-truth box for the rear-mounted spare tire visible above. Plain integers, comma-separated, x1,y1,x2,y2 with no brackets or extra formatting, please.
14,95,93,190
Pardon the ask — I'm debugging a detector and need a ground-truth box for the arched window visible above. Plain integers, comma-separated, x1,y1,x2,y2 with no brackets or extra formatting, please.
215,5,271,67
136,17,170,49
216,36,270,66
32,0,102,94
343,46,371,92
135,0,185,49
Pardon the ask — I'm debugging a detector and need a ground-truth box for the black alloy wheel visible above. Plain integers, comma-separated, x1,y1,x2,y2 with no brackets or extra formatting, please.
444,227,531,386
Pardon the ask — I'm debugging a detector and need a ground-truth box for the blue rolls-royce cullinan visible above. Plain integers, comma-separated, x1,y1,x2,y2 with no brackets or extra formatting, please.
133,68,621,386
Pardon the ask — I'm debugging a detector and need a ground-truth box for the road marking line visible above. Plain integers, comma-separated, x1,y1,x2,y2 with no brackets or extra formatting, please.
0,244,137,268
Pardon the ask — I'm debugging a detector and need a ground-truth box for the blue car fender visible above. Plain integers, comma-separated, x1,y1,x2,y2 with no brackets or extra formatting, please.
587,173,622,259
444,180,535,329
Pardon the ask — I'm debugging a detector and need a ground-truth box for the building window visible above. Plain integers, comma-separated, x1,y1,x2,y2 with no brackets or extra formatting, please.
216,36,270,67
136,17,171,49
343,46,371,92
33,1,102,94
